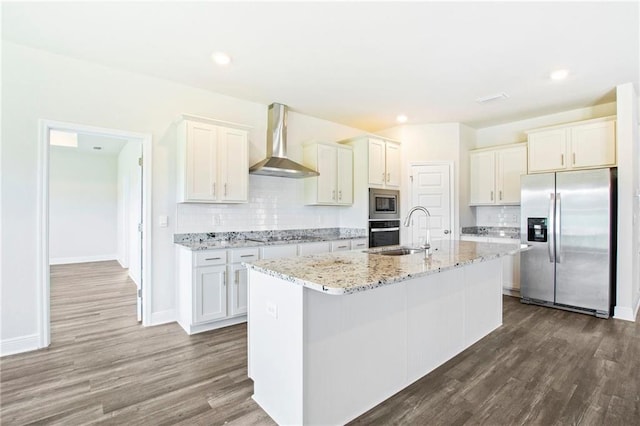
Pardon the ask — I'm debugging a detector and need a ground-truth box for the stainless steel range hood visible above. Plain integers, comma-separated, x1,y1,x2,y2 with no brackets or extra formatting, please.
249,103,319,178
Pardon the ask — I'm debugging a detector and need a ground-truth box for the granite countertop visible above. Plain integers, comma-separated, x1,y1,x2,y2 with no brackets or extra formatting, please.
244,239,522,295
174,228,366,251
460,226,520,239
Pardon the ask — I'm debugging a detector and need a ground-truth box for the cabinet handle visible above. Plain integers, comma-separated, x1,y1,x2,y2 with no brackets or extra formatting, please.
572,153,576,165
240,254,254,258
224,183,227,197
499,190,502,200
490,191,494,201
205,257,221,261
338,245,347,249
381,172,385,182
212,183,216,197
387,172,390,182
332,190,336,200
338,190,342,200
223,271,226,286
561,154,564,166
235,270,240,285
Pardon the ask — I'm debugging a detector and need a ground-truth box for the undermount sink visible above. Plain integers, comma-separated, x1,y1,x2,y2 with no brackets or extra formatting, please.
377,248,426,256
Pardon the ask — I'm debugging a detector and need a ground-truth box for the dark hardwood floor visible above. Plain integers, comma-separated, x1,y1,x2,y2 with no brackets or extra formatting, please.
1,261,638,424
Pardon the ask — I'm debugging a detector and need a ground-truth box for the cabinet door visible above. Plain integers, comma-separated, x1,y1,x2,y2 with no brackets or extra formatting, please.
219,127,248,202
317,144,337,203
228,264,248,316
528,129,568,172
385,142,401,187
368,138,386,186
195,265,227,323
186,121,218,201
469,151,496,205
496,146,527,204
570,120,616,168
336,147,353,204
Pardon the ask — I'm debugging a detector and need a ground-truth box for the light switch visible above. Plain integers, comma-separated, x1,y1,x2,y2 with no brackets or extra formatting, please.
158,215,168,227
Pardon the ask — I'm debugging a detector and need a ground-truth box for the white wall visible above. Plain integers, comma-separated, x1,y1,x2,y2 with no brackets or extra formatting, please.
49,147,118,264
615,83,640,320
117,140,142,285
0,41,366,351
376,123,475,242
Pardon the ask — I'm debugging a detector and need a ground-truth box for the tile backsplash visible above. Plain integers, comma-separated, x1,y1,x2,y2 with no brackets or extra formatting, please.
474,205,521,227
176,175,343,233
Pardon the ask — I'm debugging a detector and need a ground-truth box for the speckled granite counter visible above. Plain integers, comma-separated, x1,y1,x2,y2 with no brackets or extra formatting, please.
248,239,513,425
174,227,366,251
244,239,521,295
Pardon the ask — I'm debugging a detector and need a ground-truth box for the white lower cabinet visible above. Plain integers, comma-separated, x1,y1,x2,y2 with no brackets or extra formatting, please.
195,265,227,323
298,241,332,256
178,237,369,334
260,244,298,260
349,238,369,250
177,246,257,334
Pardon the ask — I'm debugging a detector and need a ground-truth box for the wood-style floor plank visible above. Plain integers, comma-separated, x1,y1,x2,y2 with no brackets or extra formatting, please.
1,260,639,424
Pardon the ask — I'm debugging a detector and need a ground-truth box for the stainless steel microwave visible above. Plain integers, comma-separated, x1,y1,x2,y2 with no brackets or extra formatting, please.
369,188,400,219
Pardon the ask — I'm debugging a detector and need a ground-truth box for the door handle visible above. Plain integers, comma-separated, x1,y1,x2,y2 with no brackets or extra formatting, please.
556,193,562,263
548,193,555,263
444,230,450,234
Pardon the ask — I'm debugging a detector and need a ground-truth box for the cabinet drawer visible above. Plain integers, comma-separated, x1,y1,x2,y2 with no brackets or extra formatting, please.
194,250,227,267
331,240,351,252
350,239,369,250
230,247,260,263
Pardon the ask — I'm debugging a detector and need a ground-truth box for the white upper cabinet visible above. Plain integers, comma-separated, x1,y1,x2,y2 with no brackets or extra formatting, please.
469,143,527,205
527,116,616,174
177,115,250,203
304,141,353,205
368,138,400,188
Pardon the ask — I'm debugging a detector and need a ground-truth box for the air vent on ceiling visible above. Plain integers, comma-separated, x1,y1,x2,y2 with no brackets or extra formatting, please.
476,92,510,103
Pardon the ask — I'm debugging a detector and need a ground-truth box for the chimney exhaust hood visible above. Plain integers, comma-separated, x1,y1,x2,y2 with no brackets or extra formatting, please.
249,103,319,178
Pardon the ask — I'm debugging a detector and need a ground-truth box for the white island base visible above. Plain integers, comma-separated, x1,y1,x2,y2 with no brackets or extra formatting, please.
248,258,502,426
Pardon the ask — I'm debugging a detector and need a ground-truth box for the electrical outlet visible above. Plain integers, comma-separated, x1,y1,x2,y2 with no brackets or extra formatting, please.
266,301,278,319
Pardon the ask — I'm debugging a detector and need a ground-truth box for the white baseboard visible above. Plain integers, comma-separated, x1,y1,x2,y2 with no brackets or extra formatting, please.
50,254,118,265
149,309,176,326
128,271,140,287
1,334,41,357
614,305,636,322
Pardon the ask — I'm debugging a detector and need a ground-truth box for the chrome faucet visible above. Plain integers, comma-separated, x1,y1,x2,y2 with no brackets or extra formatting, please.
404,206,432,253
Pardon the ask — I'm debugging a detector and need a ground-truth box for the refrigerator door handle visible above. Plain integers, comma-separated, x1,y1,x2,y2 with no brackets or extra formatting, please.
556,193,562,263
548,193,555,263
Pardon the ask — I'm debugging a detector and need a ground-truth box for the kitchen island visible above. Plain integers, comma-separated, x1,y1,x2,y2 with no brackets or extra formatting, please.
245,240,521,426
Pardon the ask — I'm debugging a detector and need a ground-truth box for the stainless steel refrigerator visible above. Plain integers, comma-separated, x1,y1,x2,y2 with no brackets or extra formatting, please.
520,168,616,318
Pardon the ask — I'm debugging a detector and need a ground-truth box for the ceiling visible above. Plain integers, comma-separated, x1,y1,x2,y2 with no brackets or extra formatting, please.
2,1,638,132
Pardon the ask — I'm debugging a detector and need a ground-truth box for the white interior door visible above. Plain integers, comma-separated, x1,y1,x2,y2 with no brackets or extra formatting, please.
409,163,453,246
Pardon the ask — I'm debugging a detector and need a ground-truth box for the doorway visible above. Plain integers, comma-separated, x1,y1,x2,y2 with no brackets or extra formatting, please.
408,162,454,246
37,120,152,349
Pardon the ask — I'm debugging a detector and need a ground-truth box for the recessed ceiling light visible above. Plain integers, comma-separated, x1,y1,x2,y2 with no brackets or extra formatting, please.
550,69,569,80
396,114,408,123
211,51,232,66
